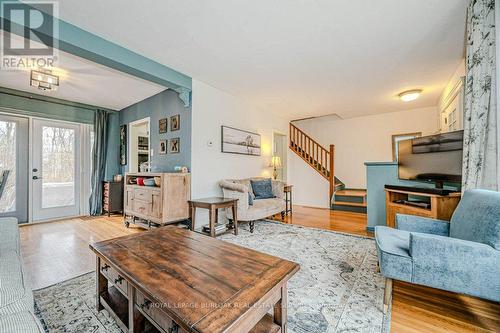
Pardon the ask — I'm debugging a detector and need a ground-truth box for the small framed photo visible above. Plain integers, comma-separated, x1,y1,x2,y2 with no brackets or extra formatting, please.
159,139,167,154
170,138,180,153
159,118,167,134
171,114,180,131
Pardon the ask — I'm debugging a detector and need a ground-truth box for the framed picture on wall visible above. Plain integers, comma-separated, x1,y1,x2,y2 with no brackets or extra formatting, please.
159,139,167,155
171,114,180,131
170,138,180,153
120,124,127,165
159,118,167,133
221,126,261,156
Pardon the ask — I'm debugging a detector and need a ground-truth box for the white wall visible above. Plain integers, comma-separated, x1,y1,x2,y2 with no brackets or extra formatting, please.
191,79,289,222
289,106,439,208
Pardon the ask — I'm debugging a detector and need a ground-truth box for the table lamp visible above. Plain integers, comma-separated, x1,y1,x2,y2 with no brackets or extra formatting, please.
270,156,282,180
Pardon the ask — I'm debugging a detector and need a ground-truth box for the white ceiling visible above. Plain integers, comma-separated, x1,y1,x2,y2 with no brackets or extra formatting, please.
59,1,466,118
0,31,166,110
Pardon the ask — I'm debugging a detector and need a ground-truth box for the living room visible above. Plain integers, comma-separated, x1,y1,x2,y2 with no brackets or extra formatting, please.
0,1,499,333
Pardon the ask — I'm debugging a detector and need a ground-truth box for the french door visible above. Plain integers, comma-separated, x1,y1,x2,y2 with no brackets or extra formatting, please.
0,115,28,222
32,119,81,221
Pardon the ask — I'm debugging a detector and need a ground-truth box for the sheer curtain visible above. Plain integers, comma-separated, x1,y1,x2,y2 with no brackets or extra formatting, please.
462,0,498,191
89,110,109,215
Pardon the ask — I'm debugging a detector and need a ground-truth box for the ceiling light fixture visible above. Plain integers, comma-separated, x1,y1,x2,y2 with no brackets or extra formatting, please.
30,69,59,91
398,89,422,102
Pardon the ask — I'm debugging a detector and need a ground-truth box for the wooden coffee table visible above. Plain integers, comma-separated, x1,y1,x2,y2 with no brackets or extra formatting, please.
90,226,299,333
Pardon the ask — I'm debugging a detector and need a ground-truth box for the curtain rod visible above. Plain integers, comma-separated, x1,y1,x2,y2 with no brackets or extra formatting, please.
0,88,118,113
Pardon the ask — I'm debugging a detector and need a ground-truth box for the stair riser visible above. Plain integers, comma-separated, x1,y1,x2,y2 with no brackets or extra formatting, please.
334,195,365,204
331,204,367,214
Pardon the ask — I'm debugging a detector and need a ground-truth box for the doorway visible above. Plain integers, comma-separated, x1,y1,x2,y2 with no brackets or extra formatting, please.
32,119,81,221
273,131,287,182
128,117,150,172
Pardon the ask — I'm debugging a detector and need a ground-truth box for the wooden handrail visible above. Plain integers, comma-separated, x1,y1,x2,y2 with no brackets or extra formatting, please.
289,123,335,201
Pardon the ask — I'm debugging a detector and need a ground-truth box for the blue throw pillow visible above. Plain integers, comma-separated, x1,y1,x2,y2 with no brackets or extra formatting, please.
250,179,274,199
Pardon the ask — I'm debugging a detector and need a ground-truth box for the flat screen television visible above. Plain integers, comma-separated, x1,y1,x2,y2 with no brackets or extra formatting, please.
398,130,463,187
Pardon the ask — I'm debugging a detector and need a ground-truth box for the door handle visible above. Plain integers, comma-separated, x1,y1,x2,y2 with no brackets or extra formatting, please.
32,176,42,180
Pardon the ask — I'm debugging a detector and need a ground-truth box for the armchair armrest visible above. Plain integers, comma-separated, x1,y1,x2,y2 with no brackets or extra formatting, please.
272,180,285,199
409,232,500,301
396,214,450,236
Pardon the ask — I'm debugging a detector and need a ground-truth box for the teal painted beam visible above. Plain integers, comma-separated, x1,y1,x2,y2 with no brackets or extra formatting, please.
0,0,192,92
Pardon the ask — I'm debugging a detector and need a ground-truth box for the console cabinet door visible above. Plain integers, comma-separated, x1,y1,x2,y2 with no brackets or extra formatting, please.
151,192,161,218
124,187,134,211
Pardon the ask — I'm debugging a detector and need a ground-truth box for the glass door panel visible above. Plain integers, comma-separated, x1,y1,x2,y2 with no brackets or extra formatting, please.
32,119,80,221
0,114,28,222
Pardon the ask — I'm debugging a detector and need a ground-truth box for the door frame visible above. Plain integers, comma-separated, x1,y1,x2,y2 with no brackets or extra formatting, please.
0,109,92,223
272,130,288,182
128,117,150,173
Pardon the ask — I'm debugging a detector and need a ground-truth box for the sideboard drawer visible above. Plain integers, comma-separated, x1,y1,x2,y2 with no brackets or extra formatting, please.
133,199,151,216
135,290,185,333
134,188,153,203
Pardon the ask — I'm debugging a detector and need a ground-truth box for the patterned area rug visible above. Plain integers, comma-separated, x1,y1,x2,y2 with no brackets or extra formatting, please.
34,221,390,332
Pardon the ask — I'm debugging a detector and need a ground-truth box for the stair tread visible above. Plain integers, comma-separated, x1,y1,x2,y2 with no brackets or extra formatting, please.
335,189,366,197
333,201,367,207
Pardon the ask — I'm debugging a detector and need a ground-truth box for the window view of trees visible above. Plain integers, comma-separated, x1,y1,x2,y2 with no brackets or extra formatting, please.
0,121,16,213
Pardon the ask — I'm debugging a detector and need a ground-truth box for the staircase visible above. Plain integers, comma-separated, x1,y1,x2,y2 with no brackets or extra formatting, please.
289,123,367,213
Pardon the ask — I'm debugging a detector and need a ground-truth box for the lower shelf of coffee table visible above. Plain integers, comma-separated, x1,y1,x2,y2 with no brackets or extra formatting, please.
100,286,129,332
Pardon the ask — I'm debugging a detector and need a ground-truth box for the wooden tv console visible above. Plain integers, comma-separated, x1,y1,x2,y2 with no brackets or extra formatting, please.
385,187,461,228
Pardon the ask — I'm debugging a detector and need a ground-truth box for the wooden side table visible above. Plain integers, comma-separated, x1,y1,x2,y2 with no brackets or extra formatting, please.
284,185,293,215
189,197,238,237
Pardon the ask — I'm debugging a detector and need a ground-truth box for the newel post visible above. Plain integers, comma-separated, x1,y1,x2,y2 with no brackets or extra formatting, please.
329,144,335,202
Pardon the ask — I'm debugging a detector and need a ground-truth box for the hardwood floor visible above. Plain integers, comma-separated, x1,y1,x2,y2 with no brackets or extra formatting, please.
271,204,372,237
19,207,500,332
19,216,140,289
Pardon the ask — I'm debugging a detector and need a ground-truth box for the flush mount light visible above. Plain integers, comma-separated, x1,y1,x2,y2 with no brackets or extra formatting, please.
398,89,422,102
30,69,59,91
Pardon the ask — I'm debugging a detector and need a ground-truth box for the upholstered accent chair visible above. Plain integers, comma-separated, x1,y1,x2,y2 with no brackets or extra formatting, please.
375,189,500,313
219,178,286,232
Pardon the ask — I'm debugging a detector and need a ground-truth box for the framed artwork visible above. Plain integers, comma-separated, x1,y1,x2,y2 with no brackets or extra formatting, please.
221,126,261,156
391,132,422,162
171,114,180,131
159,139,167,155
159,118,167,134
119,124,127,165
170,138,180,153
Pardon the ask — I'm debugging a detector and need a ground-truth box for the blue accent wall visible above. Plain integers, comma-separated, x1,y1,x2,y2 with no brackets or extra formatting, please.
119,89,191,173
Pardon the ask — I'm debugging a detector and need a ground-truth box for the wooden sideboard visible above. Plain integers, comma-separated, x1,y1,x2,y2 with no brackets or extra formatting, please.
385,188,461,228
124,172,190,228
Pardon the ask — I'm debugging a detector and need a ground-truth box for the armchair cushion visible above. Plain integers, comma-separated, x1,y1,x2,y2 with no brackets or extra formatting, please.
396,214,450,236
375,226,413,282
250,179,274,199
409,232,500,301
450,189,500,250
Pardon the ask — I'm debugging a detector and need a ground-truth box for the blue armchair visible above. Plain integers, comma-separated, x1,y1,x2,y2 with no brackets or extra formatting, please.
375,189,500,313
